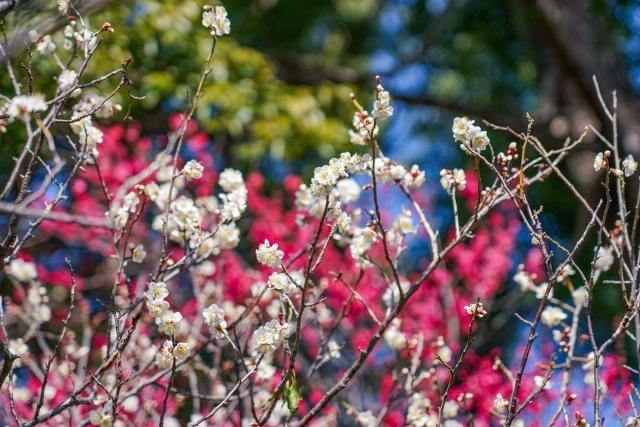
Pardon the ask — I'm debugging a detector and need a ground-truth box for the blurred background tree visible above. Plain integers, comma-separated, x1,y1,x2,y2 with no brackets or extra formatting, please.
3,0,639,181
3,0,639,160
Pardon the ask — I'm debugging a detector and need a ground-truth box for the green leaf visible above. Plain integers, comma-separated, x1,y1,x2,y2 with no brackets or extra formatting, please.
284,375,302,414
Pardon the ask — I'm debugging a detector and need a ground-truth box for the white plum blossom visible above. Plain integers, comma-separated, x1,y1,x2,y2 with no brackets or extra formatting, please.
295,184,314,209
33,305,51,323
156,340,175,369
73,93,122,119
151,195,203,243
493,393,508,414
351,111,377,145
145,281,169,301
312,165,340,194
541,306,567,327
195,261,216,277
556,264,575,283
26,283,51,323
256,362,276,382
79,125,104,149
144,281,174,321
219,195,246,221
202,5,231,36
333,209,352,234
349,129,367,146
57,0,69,13
156,310,183,336
267,272,299,294
594,246,614,272
9,338,28,357
220,192,247,221
68,113,104,156
255,239,284,267
392,208,416,235
622,154,638,177
406,393,432,426
402,164,426,189
383,319,407,350
369,157,425,190
436,344,453,365
382,280,409,308
131,244,146,263
7,258,37,282
534,283,550,300
89,408,113,427
339,152,369,174
251,319,290,355
513,268,535,292
196,195,218,213
156,165,176,183
355,411,377,426
328,340,341,359
593,152,605,171
214,171,248,223
146,298,170,318
173,342,190,362
335,178,361,204
534,375,551,390
9,338,28,367
452,116,490,153
143,182,160,201
442,400,459,419
469,128,490,152
69,26,99,52
7,95,47,120
349,226,378,261
181,160,204,180
69,114,91,135
372,86,393,119
218,168,244,192
202,304,227,338
36,35,56,54
572,287,589,307
464,302,487,317
388,163,407,181
215,223,240,251
57,69,77,91
452,116,473,141
440,168,467,193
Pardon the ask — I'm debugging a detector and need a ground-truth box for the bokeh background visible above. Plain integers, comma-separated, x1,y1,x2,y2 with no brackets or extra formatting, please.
2,0,640,422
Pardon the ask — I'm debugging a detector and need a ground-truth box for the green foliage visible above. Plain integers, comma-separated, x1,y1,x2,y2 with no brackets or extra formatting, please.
92,1,358,164
283,373,302,414
0,0,358,172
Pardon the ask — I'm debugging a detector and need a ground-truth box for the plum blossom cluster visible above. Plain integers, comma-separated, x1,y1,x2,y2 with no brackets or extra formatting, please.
593,149,638,178
202,303,228,339
464,302,487,318
256,239,284,267
267,272,301,295
201,4,231,37
439,168,467,193
251,319,290,355
3,95,47,122
117,161,248,253
6,259,51,323
452,116,490,153
372,83,393,119
144,281,191,364
2,3,639,427
348,78,393,145
371,156,426,189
